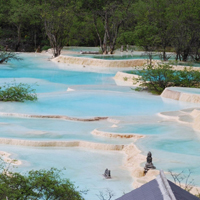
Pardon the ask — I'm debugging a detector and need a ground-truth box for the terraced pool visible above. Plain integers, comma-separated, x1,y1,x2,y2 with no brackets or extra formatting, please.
0,53,200,199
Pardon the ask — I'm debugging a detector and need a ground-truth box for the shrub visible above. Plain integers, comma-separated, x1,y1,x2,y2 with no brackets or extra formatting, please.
135,87,144,92
0,82,37,102
136,63,200,94
123,77,128,81
41,45,51,51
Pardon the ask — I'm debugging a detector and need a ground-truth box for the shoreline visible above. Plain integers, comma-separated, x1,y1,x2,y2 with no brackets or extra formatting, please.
50,54,200,71
52,55,147,68
15,52,200,72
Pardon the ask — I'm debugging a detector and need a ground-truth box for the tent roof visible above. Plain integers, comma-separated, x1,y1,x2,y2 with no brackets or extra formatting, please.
116,171,199,200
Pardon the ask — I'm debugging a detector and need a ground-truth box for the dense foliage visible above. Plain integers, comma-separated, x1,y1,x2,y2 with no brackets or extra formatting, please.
0,0,200,59
133,0,200,62
0,162,84,200
0,82,37,102
137,64,200,94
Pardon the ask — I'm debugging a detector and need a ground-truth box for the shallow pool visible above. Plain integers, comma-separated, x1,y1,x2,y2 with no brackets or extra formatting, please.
0,144,133,199
0,53,200,198
65,53,161,60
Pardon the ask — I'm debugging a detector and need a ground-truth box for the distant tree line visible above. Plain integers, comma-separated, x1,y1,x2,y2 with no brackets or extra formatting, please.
0,0,200,60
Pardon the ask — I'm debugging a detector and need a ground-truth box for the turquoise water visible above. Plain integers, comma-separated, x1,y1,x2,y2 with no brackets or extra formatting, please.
136,125,200,185
0,90,195,117
0,116,133,144
97,115,200,186
1,54,113,87
63,52,200,68
65,54,161,60
1,53,200,198
62,46,200,67
0,145,133,199
63,46,99,52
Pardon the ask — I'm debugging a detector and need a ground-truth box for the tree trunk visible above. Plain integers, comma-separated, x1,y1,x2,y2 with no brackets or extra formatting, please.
109,41,115,54
109,34,118,54
15,24,21,52
109,46,114,54
163,48,166,61
53,46,62,57
0,59,5,64
195,48,200,61
182,48,189,62
93,15,103,53
103,32,107,54
175,49,181,61
34,30,37,50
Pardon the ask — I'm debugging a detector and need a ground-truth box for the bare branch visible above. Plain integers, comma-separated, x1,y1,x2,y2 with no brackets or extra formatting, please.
96,189,115,200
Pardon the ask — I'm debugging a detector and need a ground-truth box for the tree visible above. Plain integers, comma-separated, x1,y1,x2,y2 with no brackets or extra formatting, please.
41,0,74,57
80,0,132,54
96,189,115,200
0,81,37,102
0,0,45,52
136,63,200,94
0,161,85,199
0,48,22,64
8,0,34,51
168,0,200,61
1,0,200,59
133,0,173,61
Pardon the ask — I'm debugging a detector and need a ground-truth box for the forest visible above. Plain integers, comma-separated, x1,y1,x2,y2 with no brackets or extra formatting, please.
0,0,200,61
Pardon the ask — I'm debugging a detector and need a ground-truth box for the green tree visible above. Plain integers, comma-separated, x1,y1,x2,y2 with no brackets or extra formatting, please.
134,0,173,60
79,0,132,54
136,63,200,94
41,0,74,57
0,81,37,102
167,0,200,61
0,162,85,199
0,0,49,52
8,0,34,51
